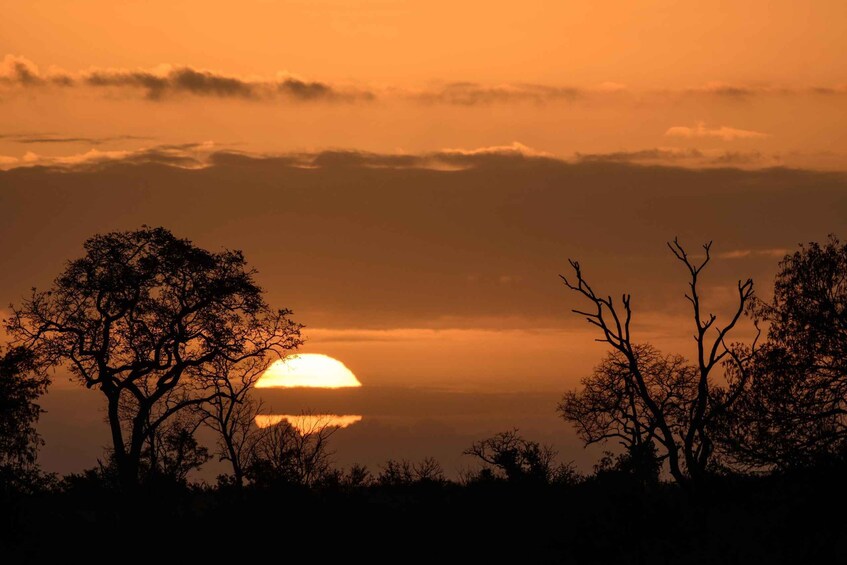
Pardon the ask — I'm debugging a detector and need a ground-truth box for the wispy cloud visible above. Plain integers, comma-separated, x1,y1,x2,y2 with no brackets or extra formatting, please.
717,248,790,260
438,141,550,158
0,141,218,171
8,55,847,108
665,122,768,141
0,55,72,86
412,82,581,105
576,148,704,163
0,141,555,173
0,133,149,145
0,55,372,102
678,81,847,98
210,142,553,172
574,147,782,168
683,82,769,98
0,143,811,173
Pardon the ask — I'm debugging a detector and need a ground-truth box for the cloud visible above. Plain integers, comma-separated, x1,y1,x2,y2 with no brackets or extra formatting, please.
0,142,795,173
574,147,784,169
204,143,552,173
576,148,704,163
0,55,72,87
665,122,768,141
811,85,847,96
708,150,777,166
438,141,550,158
2,149,845,334
7,55,847,108
717,248,791,260
0,55,371,102
85,66,254,100
0,57,586,105
685,82,762,98
412,82,581,105
0,142,218,171
0,133,149,145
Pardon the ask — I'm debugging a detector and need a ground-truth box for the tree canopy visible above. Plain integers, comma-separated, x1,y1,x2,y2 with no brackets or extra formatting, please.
560,239,760,490
721,234,847,469
0,346,49,492
5,226,302,492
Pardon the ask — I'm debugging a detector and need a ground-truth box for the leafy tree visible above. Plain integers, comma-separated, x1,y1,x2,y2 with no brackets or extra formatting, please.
316,463,374,490
463,428,572,485
140,411,210,487
5,226,302,493
720,235,847,469
0,346,49,492
376,457,446,486
246,414,340,488
561,239,759,490
558,344,693,485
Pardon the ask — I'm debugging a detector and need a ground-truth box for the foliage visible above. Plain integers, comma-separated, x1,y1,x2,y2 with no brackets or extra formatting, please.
463,428,575,485
140,412,211,486
720,234,847,469
560,239,760,489
376,457,446,486
0,346,49,493
559,344,694,484
5,226,302,492
246,416,340,488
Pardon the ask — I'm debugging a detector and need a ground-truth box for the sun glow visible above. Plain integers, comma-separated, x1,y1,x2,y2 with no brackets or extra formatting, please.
255,354,362,388
254,414,363,433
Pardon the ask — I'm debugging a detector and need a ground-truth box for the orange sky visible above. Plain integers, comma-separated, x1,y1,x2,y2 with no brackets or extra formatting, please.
4,1,846,86
1,1,847,170
2,0,845,392
4,0,847,479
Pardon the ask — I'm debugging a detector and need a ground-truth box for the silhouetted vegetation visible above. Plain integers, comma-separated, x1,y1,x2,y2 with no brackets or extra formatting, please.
561,238,759,491
0,346,49,495
4,226,302,493
720,235,847,470
197,353,269,487
463,428,579,485
2,229,847,563
246,415,339,488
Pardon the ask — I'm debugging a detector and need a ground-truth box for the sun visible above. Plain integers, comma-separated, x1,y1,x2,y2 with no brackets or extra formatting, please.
255,353,363,388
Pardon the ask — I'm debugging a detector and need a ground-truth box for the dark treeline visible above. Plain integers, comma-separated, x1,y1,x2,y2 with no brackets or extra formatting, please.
2,227,847,564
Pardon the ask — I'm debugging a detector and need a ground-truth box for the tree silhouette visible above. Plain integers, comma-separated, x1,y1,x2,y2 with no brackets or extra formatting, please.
0,346,49,492
5,226,302,493
140,410,210,486
559,344,694,484
463,428,570,484
247,413,340,488
197,341,287,487
376,457,446,486
720,235,847,469
561,239,760,490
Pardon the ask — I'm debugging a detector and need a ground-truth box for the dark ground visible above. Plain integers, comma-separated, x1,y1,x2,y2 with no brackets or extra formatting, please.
3,468,847,565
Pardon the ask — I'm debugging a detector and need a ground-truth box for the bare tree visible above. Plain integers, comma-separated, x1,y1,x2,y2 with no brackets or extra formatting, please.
559,344,697,482
247,413,341,488
196,322,298,487
560,238,759,489
5,226,303,493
